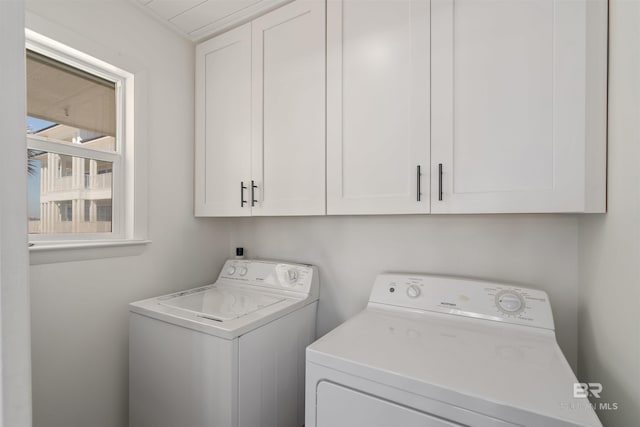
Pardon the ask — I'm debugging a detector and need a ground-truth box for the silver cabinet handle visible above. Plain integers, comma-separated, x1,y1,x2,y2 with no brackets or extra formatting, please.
240,181,247,207
438,163,443,201
251,181,258,207
416,165,422,202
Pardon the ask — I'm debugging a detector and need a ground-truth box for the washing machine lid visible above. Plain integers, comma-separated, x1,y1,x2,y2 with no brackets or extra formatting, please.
129,260,319,340
307,308,602,427
159,286,286,321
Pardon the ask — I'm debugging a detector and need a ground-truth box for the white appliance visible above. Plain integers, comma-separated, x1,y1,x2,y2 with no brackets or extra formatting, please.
306,274,602,427
130,259,318,427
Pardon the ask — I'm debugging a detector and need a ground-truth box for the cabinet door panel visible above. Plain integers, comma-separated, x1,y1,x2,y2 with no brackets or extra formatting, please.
327,0,430,215
195,24,252,216
431,0,606,213
251,0,326,216
451,1,554,194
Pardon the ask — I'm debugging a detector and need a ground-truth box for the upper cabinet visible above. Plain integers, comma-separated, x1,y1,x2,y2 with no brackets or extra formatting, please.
195,0,325,217
326,0,431,215
326,0,606,215
196,0,607,217
195,25,252,217
430,0,607,214
251,1,326,216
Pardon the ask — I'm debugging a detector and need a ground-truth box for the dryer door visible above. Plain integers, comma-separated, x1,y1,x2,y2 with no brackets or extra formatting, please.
316,381,463,427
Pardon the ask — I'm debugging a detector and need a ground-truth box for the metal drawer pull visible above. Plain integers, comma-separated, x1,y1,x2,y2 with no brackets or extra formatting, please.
251,181,258,207
240,181,247,207
438,163,443,201
416,165,422,202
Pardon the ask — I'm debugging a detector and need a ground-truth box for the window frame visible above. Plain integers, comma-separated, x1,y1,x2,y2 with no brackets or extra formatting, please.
26,30,135,244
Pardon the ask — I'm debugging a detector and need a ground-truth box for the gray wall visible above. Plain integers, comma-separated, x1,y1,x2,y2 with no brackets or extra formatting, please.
578,0,640,425
1,0,32,425
230,214,581,368
25,1,231,426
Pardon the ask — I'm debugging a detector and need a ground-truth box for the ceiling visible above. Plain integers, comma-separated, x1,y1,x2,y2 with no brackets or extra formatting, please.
132,0,292,41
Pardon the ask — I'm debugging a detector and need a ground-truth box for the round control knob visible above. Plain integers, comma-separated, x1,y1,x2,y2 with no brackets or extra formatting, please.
238,267,248,277
286,269,299,284
227,266,236,275
496,291,524,313
406,285,421,298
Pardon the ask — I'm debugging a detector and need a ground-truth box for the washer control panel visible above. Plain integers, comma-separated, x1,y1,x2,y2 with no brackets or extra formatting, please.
218,259,315,295
369,274,554,330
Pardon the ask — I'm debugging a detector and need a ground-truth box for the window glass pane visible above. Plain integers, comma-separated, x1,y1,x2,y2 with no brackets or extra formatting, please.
26,49,116,152
27,117,116,152
28,150,113,234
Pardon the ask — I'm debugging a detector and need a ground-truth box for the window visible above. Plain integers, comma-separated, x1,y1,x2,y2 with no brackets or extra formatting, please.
58,201,72,222
26,31,136,244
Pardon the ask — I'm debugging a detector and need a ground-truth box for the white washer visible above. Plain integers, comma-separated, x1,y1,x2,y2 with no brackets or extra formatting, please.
306,274,602,427
130,259,318,427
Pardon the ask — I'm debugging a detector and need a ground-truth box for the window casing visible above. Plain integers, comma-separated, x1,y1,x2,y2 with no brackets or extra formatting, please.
26,31,134,243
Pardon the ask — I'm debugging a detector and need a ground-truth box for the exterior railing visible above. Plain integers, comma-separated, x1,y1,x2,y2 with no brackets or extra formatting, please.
28,220,112,234
87,172,112,190
50,172,112,192
53,175,73,191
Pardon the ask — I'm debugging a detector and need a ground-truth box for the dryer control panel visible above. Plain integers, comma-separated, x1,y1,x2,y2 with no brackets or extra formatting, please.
218,259,317,297
368,274,554,330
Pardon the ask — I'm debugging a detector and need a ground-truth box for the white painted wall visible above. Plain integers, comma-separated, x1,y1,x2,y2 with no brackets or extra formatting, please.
578,0,640,424
24,1,231,426
0,0,32,426
230,214,581,368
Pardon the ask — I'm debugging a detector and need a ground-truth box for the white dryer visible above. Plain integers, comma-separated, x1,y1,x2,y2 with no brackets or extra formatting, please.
130,259,318,427
306,274,602,427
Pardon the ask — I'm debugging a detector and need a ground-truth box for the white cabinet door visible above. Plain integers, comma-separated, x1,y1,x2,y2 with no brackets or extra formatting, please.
251,0,326,216
326,0,430,215
195,24,252,217
431,0,607,213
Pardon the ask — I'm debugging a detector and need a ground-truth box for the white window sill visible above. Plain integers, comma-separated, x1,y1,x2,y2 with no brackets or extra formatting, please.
29,239,151,265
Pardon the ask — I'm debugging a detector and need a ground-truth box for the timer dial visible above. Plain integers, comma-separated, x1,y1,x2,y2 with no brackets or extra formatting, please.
495,290,525,315
406,285,421,298
286,269,299,284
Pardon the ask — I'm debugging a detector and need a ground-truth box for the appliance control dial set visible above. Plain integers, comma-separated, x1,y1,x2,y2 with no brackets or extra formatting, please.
369,273,555,330
219,259,313,294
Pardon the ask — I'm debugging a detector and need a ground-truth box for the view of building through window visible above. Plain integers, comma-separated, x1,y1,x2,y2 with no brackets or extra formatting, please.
28,143,113,234
26,48,117,235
